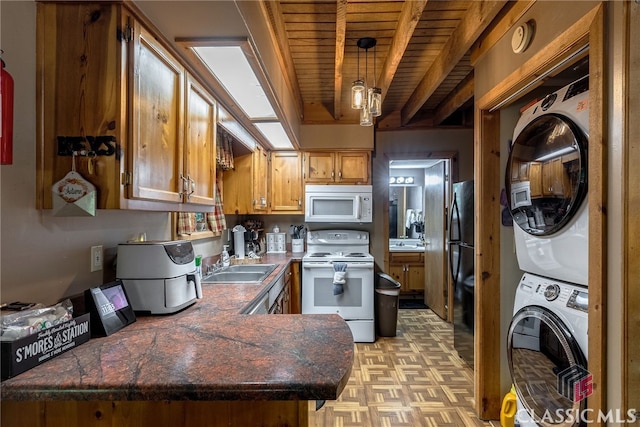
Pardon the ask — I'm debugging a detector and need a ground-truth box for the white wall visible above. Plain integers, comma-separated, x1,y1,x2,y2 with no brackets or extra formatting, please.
0,1,184,305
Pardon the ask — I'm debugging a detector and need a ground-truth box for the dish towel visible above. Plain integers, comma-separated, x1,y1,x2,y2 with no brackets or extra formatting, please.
333,262,347,295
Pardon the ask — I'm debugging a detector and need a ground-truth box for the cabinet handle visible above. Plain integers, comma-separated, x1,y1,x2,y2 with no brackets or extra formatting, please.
179,174,188,197
331,171,335,179
298,197,302,207
338,171,342,179
186,175,195,199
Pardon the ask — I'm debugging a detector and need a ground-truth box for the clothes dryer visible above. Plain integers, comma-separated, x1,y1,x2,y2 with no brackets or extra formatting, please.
508,273,588,427
506,76,589,286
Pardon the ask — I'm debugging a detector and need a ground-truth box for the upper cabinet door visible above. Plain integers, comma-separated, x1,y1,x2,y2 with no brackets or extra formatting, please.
303,152,335,183
184,75,216,205
130,22,185,203
271,152,302,212
303,151,371,184
336,152,370,184
252,145,270,212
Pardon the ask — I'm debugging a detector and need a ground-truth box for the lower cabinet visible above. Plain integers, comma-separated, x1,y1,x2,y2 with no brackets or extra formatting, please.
1,400,309,427
269,265,292,314
389,252,425,294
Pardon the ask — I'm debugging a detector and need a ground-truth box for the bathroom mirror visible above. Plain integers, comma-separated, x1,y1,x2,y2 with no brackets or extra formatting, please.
389,165,425,239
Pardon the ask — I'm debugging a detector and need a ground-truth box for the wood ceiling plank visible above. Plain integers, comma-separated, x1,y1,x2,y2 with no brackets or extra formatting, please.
401,0,507,126
261,2,304,118
378,0,429,104
433,71,474,125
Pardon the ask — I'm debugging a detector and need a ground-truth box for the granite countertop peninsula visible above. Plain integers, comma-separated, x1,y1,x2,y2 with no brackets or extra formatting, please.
1,254,354,403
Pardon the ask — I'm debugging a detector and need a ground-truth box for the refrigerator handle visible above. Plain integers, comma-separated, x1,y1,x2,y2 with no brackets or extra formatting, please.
449,243,461,291
449,193,461,242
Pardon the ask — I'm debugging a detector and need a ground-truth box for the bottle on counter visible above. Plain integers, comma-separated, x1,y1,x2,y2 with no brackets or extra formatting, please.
221,245,230,267
195,255,202,278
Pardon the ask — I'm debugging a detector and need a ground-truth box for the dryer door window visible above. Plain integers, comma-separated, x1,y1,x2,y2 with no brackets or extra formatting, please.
506,113,588,236
508,306,588,426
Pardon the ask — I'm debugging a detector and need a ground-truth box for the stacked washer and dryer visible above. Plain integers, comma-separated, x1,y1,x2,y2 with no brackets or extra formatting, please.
505,75,590,427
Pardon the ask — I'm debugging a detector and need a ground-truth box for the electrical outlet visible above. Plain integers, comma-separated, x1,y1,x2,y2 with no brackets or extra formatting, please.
91,245,103,272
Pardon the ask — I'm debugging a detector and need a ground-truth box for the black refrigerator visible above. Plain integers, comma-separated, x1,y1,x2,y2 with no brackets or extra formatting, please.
449,180,475,368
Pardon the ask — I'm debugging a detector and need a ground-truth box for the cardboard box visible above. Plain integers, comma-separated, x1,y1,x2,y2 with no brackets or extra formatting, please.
1,313,90,381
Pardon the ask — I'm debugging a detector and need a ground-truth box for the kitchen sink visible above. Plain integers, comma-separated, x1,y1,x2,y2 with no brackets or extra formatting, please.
202,264,277,283
389,239,425,251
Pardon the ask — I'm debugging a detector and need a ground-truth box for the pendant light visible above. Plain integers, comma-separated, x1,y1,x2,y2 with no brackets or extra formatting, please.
351,42,366,109
368,42,382,117
351,37,381,125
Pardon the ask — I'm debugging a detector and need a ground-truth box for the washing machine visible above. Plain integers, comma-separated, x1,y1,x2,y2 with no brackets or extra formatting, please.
506,75,589,286
508,273,588,427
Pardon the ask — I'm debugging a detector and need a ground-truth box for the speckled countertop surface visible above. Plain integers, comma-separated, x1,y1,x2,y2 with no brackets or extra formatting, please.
1,254,354,402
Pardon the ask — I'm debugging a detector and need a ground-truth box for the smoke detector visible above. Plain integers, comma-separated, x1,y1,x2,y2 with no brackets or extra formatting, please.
511,21,534,54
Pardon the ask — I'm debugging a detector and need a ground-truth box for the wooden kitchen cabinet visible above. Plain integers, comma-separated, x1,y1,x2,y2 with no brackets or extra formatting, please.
389,252,425,294
223,145,269,214
289,262,301,314
129,22,185,203
225,149,302,214
542,158,571,197
529,162,543,198
36,2,216,211
182,75,217,205
303,151,370,184
269,265,292,314
271,152,303,213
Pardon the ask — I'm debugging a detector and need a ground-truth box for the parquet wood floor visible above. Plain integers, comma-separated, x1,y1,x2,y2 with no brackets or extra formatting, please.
309,309,498,427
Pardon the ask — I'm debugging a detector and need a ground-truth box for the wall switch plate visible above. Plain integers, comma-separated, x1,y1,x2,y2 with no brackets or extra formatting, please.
91,245,103,272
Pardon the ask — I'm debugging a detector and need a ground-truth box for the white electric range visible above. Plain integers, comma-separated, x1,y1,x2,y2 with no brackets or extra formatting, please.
301,230,375,342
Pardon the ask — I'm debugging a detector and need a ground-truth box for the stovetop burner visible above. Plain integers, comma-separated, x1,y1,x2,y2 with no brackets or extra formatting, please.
303,230,373,263
307,252,368,258
308,252,332,257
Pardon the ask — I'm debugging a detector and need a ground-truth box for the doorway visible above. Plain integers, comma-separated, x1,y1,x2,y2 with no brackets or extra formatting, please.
384,153,456,320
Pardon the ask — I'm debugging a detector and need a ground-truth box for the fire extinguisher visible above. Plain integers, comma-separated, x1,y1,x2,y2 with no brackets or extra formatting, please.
1,50,14,165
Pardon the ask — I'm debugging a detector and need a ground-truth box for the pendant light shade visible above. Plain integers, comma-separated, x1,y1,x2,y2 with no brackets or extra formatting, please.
360,103,373,126
368,87,382,117
351,79,366,109
352,37,381,125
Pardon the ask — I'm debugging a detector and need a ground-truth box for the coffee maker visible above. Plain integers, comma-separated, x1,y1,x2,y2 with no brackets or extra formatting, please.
245,229,259,254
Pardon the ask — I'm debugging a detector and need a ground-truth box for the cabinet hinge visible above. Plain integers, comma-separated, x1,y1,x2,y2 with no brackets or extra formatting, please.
121,171,132,186
119,20,133,43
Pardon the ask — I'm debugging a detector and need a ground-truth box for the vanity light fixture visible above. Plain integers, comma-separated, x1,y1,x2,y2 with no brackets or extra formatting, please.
389,176,416,185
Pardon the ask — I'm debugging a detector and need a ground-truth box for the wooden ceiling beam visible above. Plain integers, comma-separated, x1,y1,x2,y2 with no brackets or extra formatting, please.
401,1,506,126
379,0,429,104
333,0,348,120
433,71,474,125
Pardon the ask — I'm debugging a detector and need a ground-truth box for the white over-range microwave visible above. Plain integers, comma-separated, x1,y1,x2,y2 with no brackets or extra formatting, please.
510,181,532,209
304,185,373,223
